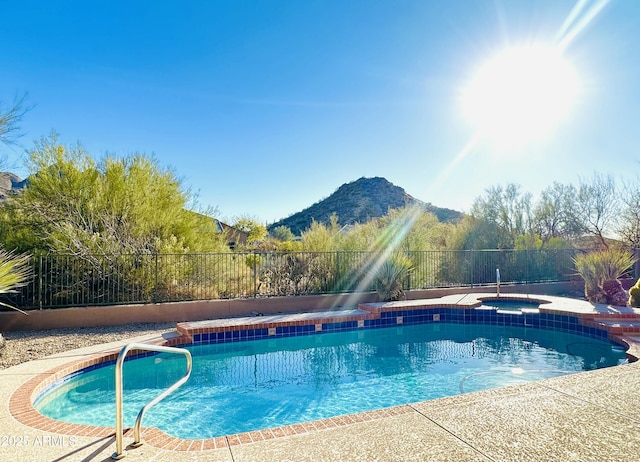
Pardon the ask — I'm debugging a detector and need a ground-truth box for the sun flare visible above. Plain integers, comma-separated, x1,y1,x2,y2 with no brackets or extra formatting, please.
460,44,580,150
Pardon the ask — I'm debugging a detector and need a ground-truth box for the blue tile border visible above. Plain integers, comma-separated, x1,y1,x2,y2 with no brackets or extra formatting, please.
183,306,614,348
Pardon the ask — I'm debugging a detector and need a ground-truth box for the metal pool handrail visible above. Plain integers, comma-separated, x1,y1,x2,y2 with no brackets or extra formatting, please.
111,342,192,460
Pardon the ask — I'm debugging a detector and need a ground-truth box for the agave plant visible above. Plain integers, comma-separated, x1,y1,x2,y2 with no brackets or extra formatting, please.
374,255,413,302
573,249,636,305
0,249,32,314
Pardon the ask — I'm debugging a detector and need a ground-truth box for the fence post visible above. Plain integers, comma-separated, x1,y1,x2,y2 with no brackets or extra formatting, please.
154,253,159,302
634,248,640,281
470,251,475,288
38,255,43,310
526,248,530,285
253,251,257,298
406,250,411,291
335,251,339,292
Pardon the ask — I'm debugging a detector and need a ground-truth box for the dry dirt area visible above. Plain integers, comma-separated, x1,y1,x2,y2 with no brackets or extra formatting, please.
0,322,176,369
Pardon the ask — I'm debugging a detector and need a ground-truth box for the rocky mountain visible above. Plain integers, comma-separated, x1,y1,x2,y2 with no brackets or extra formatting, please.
0,172,26,200
268,177,462,235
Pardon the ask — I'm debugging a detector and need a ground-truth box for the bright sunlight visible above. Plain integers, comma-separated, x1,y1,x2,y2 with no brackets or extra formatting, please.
460,44,580,150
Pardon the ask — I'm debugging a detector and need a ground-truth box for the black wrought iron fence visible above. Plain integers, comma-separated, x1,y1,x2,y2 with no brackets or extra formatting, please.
8,248,588,310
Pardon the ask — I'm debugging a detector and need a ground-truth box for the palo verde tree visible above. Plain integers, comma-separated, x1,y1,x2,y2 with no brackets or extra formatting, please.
270,225,296,242
0,135,227,304
232,215,268,245
3,134,227,255
301,213,342,252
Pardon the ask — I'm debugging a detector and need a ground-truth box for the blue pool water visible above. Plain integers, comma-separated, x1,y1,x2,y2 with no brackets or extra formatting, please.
35,323,627,439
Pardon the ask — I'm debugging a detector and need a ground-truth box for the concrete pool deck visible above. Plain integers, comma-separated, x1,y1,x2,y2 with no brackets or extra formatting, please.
2,294,640,461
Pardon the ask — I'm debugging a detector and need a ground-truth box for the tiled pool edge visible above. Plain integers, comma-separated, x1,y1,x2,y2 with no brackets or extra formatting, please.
178,294,640,358
8,332,415,452
9,294,640,453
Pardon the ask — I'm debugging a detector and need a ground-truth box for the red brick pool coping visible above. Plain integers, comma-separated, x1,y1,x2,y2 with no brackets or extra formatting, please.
8,332,413,452
9,294,640,453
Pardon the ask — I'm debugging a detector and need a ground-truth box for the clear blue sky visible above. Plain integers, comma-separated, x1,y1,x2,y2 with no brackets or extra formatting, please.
1,0,639,224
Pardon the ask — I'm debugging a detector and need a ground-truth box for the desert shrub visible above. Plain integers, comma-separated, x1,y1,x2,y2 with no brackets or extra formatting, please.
0,249,32,313
257,252,330,296
374,254,413,301
573,249,636,305
629,278,640,307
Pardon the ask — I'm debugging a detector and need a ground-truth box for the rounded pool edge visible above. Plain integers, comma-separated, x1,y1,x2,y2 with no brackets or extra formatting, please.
10,294,640,452
9,334,418,451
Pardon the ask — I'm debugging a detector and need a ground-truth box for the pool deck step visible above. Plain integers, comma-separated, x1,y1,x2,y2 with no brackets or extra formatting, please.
578,307,640,334
581,317,640,334
177,308,378,337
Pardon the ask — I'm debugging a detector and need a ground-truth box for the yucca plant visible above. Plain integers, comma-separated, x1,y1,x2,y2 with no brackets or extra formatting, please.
0,249,32,355
0,249,32,314
374,255,413,302
573,249,636,305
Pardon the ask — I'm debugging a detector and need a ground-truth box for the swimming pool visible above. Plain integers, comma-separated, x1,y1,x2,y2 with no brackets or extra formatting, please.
35,321,627,440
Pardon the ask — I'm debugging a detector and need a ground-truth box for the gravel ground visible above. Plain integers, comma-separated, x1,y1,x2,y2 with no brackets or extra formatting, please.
0,322,176,369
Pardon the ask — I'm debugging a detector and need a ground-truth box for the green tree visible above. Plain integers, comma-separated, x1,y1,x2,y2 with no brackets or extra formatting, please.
337,206,451,252
301,214,341,252
232,215,267,244
338,219,383,251
2,135,226,255
532,182,582,244
0,135,228,304
382,207,452,251
270,225,296,242
449,215,502,250
470,184,533,249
